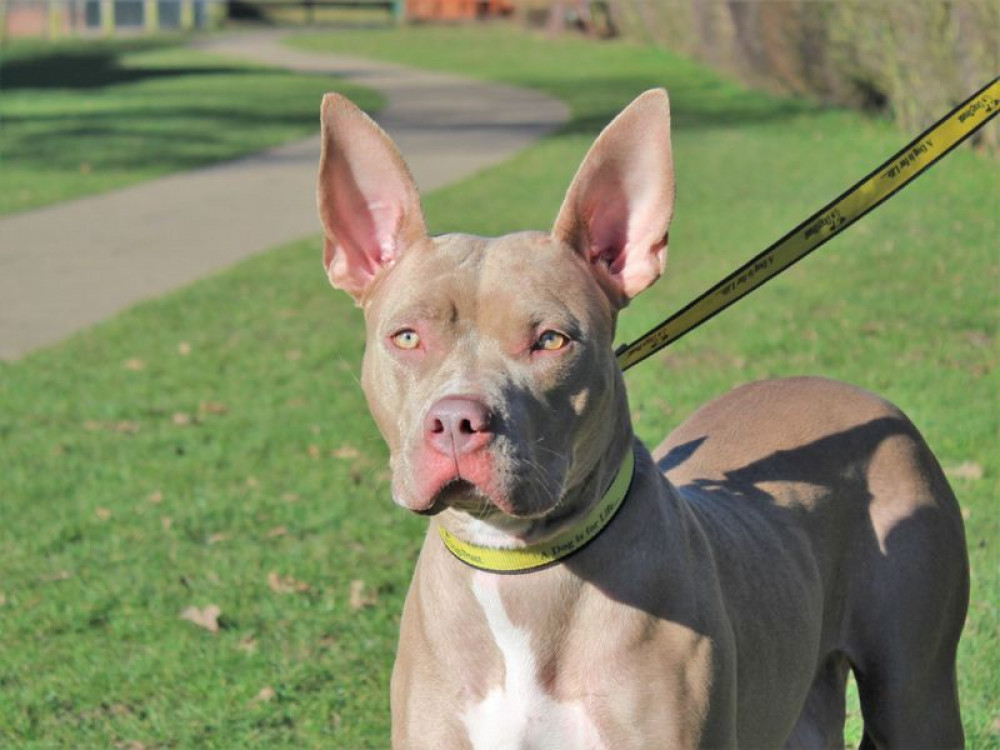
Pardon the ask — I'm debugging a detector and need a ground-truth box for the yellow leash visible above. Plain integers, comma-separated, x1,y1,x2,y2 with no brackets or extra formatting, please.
616,77,1000,372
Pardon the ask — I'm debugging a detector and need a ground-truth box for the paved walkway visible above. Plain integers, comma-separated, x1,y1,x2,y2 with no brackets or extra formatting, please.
0,32,568,360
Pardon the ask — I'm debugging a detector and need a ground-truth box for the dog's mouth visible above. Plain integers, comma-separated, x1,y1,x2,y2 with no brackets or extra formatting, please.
415,478,497,517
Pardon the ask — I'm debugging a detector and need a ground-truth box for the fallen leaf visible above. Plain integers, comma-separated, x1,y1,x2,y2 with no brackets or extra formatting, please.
332,445,360,460
123,358,146,371
946,462,983,481
207,532,230,545
349,579,377,610
178,341,191,356
308,444,321,459
180,604,221,633
199,401,228,415
147,490,164,504
161,516,173,531
237,634,258,654
41,570,71,582
251,686,276,704
281,492,300,503
172,412,193,427
95,507,112,521
83,420,140,434
266,525,287,538
268,571,310,595
245,476,259,489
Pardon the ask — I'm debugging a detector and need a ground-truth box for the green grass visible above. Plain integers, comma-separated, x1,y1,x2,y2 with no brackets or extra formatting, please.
1,25,997,747
0,35,381,215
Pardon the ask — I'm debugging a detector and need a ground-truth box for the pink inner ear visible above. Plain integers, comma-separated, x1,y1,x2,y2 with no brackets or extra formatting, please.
586,191,630,273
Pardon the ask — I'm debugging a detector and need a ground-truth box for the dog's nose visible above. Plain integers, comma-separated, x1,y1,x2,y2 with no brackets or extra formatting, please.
424,397,494,456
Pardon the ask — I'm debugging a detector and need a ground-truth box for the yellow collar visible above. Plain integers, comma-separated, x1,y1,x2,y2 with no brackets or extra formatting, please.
438,446,636,573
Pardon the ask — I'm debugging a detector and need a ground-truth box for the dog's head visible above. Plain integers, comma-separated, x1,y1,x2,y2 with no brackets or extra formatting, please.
317,91,674,531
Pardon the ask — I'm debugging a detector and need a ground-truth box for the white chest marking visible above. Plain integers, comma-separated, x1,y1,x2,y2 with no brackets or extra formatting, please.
463,573,606,750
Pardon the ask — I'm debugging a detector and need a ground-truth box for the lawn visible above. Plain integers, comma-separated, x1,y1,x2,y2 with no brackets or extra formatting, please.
1,25,997,747
0,35,381,215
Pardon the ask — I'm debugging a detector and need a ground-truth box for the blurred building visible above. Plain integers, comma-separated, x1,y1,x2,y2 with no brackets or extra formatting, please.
406,0,512,21
3,0,223,36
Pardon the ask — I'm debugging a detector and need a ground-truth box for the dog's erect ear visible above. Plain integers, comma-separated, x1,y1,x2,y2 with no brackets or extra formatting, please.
552,89,675,306
317,93,427,303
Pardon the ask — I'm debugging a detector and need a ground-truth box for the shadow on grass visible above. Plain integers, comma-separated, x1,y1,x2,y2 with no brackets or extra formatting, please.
554,76,819,136
2,48,254,91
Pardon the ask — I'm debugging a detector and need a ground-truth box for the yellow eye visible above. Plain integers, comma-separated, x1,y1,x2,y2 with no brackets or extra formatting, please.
391,329,421,350
536,330,569,351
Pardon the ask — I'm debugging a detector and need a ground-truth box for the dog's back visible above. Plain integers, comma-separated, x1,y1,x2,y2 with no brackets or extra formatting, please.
657,376,968,747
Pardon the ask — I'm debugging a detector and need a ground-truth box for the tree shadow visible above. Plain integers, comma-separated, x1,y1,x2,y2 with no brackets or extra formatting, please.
2,48,254,91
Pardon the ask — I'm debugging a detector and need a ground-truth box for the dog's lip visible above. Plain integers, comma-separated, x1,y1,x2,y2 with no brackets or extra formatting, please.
406,476,523,519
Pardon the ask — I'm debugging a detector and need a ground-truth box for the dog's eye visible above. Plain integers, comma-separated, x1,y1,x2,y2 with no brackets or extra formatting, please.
535,330,569,351
391,329,421,350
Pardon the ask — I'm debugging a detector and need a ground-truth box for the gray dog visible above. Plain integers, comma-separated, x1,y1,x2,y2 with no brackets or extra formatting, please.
316,89,968,749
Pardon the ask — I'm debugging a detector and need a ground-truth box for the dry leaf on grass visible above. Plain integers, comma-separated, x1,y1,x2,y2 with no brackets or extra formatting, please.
95,507,112,521
251,686,276,705
123,358,146,371
268,571,310,595
945,461,983,481
308,444,321,459
172,412,193,427
147,490,163,504
349,579,377,610
207,532,230,545
266,525,288,538
237,634,258,654
332,444,361,460
83,420,140,434
180,604,221,633
199,401,229,416
41,570,71,582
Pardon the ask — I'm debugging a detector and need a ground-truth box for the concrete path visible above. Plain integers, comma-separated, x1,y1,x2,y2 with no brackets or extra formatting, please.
0,32,568,360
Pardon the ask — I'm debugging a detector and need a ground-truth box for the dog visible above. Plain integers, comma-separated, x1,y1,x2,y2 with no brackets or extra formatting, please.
316,89,969,748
